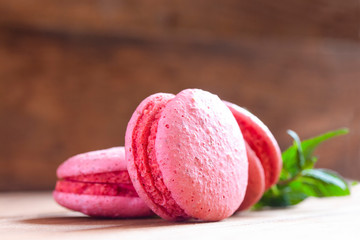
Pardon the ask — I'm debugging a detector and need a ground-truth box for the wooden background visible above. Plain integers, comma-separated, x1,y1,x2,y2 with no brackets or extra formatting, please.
0,0,359,191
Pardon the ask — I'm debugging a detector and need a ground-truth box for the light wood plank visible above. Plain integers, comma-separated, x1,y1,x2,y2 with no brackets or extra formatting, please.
1,186,359,239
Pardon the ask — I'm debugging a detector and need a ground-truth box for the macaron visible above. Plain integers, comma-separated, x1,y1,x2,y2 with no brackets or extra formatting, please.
53,147,153,218
125,89,248,221
238,142,266,211
224,101,282,210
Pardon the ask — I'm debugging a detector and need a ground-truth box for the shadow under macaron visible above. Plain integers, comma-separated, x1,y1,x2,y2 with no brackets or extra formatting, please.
18,214,205,232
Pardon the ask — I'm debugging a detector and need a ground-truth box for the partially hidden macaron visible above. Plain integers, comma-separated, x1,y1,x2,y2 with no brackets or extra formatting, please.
53,147,153,218
239,142,266,211
225,101,282,210
125,89,248,221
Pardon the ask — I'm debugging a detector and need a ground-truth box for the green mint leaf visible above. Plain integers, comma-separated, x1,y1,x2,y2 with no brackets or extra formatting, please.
297,168,350,197
252,190,289,209
281,128,348,180
255,128,350,210
287,130,306,169
286,182,309,205
300,128,348,166
253,184,308,209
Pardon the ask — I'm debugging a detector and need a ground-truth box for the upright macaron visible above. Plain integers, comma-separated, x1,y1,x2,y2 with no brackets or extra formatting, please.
125,89,248,221
224,101,282,210
53,147,153,218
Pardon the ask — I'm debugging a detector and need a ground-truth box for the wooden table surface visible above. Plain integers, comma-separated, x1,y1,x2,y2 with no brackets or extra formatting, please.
1,186,359,239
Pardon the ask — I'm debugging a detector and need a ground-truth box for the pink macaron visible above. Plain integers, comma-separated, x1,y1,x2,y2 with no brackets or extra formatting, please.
125,89,248,221
53,147,153,218
225,101,282,210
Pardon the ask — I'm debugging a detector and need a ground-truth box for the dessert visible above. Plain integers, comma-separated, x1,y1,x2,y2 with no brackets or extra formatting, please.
125,89,248,221
225,101,282,210
53,147,153,218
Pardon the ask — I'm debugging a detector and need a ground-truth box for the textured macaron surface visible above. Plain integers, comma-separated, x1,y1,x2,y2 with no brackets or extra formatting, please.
53,192,152,218
54,147,153,218
55,147,136,197
126,93,189,220
128,93,189,218
225,102,282,190
126,89,248,221
57,147,127,178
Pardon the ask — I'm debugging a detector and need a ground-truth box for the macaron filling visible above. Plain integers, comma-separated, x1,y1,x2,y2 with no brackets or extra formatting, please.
131,95,189,220
55,170,138,197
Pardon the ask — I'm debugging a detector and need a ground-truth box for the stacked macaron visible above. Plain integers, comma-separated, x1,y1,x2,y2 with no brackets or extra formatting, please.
54,89,282,221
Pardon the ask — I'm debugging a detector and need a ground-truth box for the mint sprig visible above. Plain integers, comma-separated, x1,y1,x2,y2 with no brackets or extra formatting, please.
253,128,351,209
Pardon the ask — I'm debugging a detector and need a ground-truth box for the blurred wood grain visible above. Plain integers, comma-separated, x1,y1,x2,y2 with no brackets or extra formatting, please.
0,0,358,40
0,0,359,191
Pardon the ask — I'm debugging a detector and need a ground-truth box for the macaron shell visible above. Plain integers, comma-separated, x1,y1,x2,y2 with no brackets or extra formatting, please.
53,191,153,218
238,143,265,211
125,93,178,220
224,101,282,189
54,147,153,218
57,147,127,178
155,89,248,220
